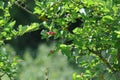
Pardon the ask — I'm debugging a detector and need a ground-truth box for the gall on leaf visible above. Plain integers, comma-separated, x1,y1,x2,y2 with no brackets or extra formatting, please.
48,50,55,56
46,31,56,36
50,50,54,54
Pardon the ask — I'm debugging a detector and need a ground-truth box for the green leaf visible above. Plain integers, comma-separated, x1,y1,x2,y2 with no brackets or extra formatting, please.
34,7,42,15
6,37,12,40
115,31,120,35
0,62,4,67
60,44,67,48
25,23,39,32
115,31,120,38
3,28,10,32
72,73,77,80
8,21,16,28
73,27,82,34
0,20,4,27
1,32,7,36
102,16,114,21
18,25,27,35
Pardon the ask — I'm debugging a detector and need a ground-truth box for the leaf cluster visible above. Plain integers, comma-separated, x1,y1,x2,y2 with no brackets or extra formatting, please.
0,0,120,79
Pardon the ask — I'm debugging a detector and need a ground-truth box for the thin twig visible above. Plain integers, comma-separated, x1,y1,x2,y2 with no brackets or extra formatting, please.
14,1,48,21
14,1,33,15
45,67,49,80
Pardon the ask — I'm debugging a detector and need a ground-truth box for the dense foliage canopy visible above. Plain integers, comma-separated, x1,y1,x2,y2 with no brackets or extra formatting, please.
0,0,120,80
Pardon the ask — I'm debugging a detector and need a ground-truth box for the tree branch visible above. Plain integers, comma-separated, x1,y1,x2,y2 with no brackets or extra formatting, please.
14,1,33,15
14,1,48,21
87,47,115,72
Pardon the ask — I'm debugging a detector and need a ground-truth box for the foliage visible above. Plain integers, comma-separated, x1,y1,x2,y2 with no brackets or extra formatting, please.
0,44,18,80
0,0,120,80
0,0,39,79
34,0,120,79
0,0,40,44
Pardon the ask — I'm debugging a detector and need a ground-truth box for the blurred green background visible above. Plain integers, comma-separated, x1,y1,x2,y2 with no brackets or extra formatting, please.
16,44,75,80
2,43,77,80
